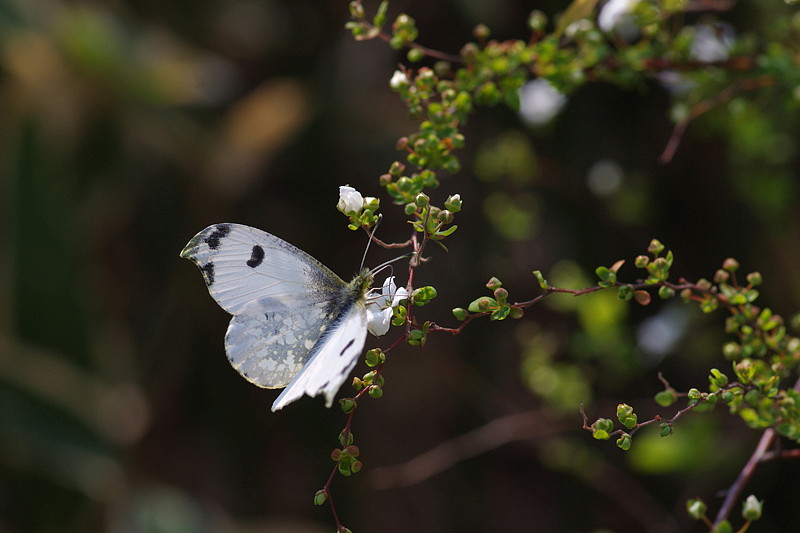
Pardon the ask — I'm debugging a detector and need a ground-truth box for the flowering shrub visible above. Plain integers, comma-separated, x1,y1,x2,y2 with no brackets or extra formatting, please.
309,2,800,532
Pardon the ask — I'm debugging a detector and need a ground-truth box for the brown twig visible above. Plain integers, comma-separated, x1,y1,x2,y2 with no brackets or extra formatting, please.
368,410,564,488
713,376,800,526
660,74,776,163
713,428,776,526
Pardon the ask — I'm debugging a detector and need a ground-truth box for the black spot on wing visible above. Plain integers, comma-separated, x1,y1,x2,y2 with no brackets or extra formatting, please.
200,263,215,285
339,338,356,357
247,245,265,268
205,224,232,250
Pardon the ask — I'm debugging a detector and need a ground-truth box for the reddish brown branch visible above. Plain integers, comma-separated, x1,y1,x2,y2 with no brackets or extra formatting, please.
660,74,776,163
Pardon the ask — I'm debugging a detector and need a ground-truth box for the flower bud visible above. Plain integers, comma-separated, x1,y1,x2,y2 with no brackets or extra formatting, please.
742,495,763,521
338,185,364,214
389,69,410,90
444,194,462,212
722,257,740,272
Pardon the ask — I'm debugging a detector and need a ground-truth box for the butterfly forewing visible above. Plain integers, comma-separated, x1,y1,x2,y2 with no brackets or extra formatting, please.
180,223,345,315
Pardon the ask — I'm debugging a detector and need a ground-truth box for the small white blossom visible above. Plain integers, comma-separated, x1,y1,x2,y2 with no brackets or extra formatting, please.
338,185,364,214
598,0,641,40
389,70,410,90
366,276,408,336
518,79,567,126
689,23,734,63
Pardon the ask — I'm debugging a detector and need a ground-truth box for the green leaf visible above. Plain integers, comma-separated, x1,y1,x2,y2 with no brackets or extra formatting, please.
373,0,388,27
468,296,497,313
554,0,600,38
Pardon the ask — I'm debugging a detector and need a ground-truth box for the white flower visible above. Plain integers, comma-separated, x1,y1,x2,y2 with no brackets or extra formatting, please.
338,185,364,214
518,79,567,126
389,69,410,90
689,23,734,63
366,276,408,336
598,0,641,40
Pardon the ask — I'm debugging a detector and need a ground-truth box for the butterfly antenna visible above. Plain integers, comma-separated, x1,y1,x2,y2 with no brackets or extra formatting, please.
371,253,413,276
360,214,382,271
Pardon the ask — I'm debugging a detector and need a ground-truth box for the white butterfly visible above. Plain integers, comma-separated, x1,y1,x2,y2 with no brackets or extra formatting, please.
180,223,377,411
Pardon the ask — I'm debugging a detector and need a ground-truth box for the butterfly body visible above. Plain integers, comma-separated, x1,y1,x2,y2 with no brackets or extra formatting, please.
180,223,373,411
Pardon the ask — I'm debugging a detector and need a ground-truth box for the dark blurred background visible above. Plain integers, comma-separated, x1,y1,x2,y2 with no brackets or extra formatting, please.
2,0,799,532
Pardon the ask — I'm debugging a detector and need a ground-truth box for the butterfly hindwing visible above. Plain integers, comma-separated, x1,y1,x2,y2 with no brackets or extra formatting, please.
271,300,369,411
224,300,336,388
181,223,373,409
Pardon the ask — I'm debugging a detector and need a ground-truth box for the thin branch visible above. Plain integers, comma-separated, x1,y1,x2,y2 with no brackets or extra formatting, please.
369,410,564,488
375,32,462,63
713,376,800,525
660,74,776,163
713,428,776,526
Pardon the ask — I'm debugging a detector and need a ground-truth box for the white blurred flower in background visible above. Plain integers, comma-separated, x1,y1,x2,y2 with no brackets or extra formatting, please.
518,79,567,127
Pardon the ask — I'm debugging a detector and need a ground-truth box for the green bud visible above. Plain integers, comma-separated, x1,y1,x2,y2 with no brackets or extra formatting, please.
746,271,763,286
722,258,739,272
735,359,756,384
648,239,665,255
344,445,360,457
722,342,742,361
713,520,733,533
687,388,702,400
617,285,633,301
444,194,462,212
338,429,354,447
686,498,708,519
709,368,729,389
591,418,614,440
365,348,385,367
659,422,673,437
412,285,437,306
509,307,524,319
339,398,357,413
407,47,425,62
314,489,327,505
368,385,383,399
493,287,508,302
655,389,677,407
714,269,730,283
397,176,414,192
452,307,469,321
390,160,406,175
349,1,365,19
415,192,430,207
720,390,734,403
338,461,353,476
658,286,675,299
437,209,454,224
533,270,548,290
616,403,638,429
407,328,426,346
616,433,632,451
486,277,502,290
351,460,363,474
527,10,548,32
634,255,650,268
469,296,496,312
330,448,343,461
